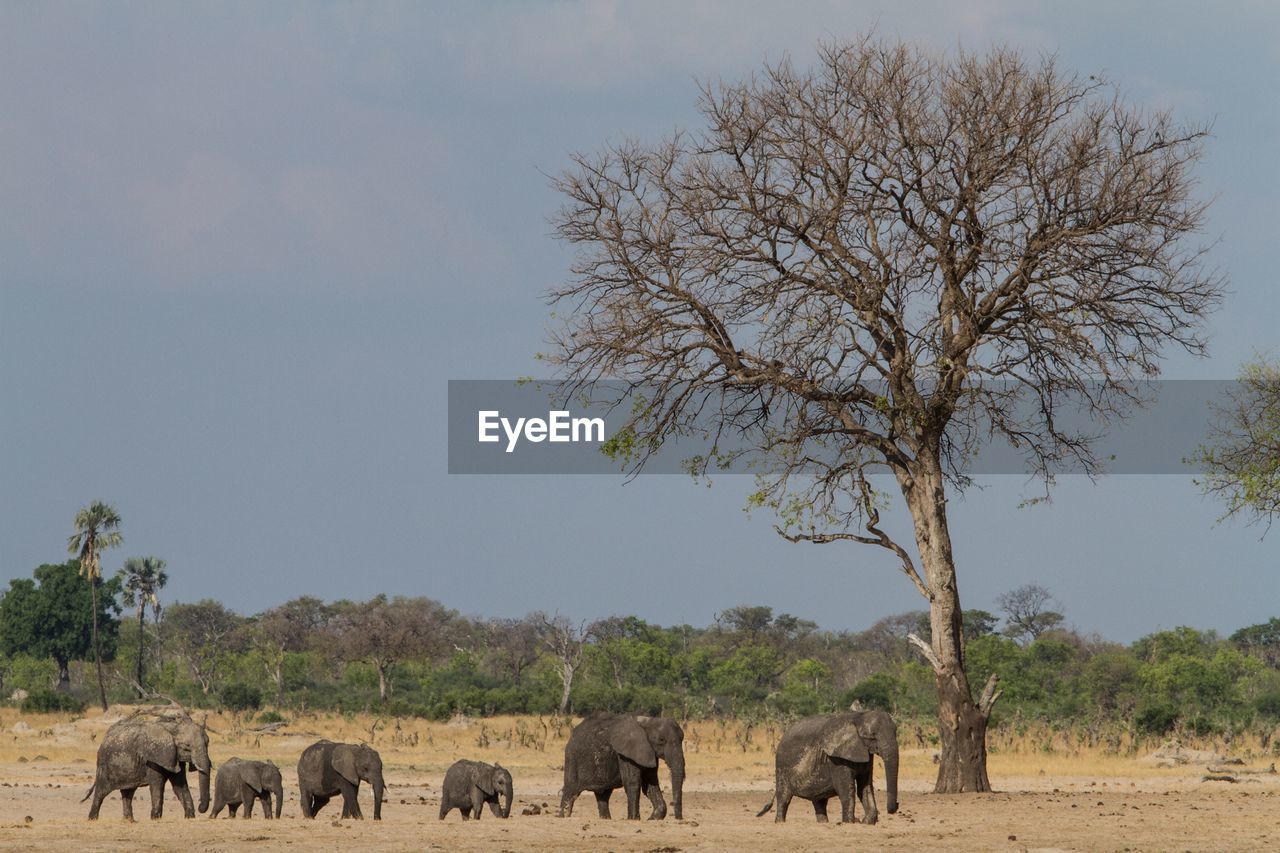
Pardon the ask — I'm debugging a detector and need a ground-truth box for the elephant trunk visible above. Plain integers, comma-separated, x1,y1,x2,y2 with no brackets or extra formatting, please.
499,782,512,818
273,779,284,819
882,740,899,815
667,750,685,820
196,766,211,814
371,771,385,821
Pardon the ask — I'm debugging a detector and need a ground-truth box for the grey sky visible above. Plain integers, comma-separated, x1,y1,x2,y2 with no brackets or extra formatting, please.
2,1,1277,642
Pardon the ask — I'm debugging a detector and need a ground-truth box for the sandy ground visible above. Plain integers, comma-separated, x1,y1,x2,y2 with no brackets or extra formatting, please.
1,708,1277,851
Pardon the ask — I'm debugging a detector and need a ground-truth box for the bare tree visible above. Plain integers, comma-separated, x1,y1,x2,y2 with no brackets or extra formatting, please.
549,37,1222,791
539,613,587,714
1193,357,1280,533
164,600,244,695
995,584,1064,644
245,597,329,707
332,595,452,701
479,616,545,685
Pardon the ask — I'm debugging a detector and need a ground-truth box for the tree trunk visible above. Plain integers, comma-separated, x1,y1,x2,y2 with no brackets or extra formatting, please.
377,662,389,701
56,657,71,693
558,661,575,714
136,604,146,694
899,458,995,793
90,579,108,711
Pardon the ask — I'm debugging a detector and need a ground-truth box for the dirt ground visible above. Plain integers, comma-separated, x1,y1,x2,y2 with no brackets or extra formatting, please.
0,708,1276,851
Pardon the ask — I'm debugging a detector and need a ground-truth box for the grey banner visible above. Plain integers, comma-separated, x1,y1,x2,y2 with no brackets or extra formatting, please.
447,379,1236,475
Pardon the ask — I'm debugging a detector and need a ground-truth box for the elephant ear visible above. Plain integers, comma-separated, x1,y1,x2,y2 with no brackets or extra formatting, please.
242,762,266,793
473,764,496,796
143,737,181,775
822,721,870,764
332,747,360,785
608,718,657,768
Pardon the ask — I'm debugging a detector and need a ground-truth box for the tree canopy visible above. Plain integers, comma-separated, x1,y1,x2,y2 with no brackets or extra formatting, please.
549,35,1222,791
0,561,121,691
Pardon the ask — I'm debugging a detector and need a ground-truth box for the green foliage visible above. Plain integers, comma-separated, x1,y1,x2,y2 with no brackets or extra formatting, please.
845,672,897,712
2,655,59,693
2,554,1272,736
1255,691,1280,719
0,562,122,673
21,689,86,713
1193,357,1280,529
221,682,263,711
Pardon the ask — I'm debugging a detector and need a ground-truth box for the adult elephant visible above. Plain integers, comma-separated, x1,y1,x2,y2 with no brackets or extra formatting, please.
756,709,898,824
297,740,384,820
559,712,685,820
84,712,212,820
438,759,513,820
210,757,284,819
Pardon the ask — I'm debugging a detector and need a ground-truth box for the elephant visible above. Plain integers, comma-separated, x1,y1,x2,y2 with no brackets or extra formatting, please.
210,757,284,819
438,759,513,820
559,712,685,820
84,712,212,820
756,709,899,824
297,740,384,820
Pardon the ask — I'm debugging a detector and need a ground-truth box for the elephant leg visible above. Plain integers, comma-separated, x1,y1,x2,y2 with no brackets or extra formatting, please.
439,799,450,820
228,803,239,817
148,775,166,820
594,790,612,819
241,783,256,818
642,769,667,820
813,797,830,822
171,773,196,818
340,781,363,820
558,786,577,818
856,768,878,825
460,805,472,820
471,790,485,821
311,794,331,817
619,764,643,820
120,788,136,822
832,768,854,823
87,783,109,820
488,800,501,818
262,792,274,819
775,783,793,823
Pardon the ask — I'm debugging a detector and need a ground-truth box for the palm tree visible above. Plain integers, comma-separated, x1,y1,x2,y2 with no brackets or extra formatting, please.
119,556,167,695
68,501,123,711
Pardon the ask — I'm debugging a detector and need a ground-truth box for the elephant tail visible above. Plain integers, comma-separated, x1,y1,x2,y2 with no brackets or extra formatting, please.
80,782,96,803
755,795,774,817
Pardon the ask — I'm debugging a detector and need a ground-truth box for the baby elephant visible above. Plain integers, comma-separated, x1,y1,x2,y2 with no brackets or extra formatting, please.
211,758,284,819
439,759,513,820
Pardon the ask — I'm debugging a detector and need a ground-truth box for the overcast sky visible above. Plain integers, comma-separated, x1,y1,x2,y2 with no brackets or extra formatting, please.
2,1,1277,642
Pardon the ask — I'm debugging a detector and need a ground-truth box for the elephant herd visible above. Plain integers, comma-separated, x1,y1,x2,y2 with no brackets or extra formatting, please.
82,707,900,827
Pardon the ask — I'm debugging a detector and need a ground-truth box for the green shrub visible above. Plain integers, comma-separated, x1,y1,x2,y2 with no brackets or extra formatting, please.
20,689,86,714
256,710,286,724
844,672,897,712
1254,691,1280,719
1135,700,1179,734
221,683,263,711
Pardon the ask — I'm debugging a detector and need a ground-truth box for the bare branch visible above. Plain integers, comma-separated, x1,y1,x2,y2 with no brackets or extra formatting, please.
907,632,942,672
977,672,1003,718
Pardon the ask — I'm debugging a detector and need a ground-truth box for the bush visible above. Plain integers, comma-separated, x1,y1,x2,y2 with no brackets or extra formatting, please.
20,689,86,714
1254,691,1280,719
1135,700,1179,734
257,710,286,724
221,683,263,711
844,673,897,712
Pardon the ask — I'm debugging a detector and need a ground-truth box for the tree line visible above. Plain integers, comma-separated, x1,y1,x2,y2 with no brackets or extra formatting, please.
2,559,1278,742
